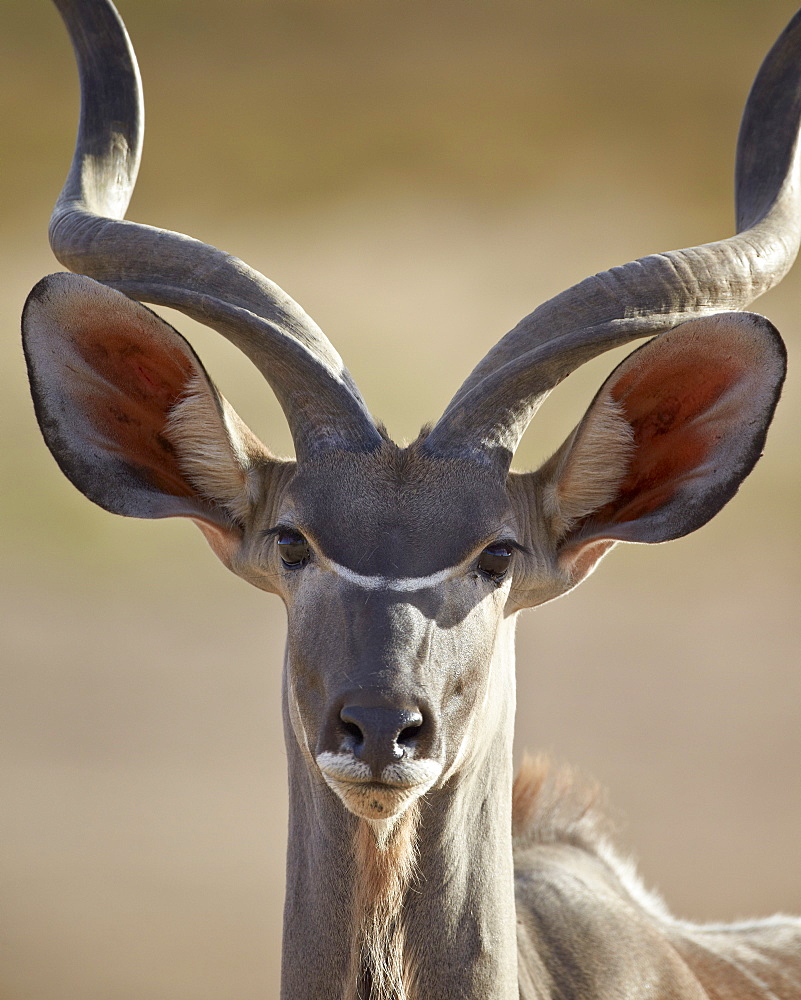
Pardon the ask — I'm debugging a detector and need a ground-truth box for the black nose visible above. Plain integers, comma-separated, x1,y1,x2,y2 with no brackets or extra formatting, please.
339,705,423,775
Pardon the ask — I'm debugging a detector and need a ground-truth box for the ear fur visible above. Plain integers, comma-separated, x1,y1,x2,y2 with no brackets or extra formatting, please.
534,312,786,586
541,394,635,539
164,373,265,524
23,273,273,561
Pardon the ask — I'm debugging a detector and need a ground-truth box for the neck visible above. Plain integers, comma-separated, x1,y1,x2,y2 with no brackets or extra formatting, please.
280,618,520,1000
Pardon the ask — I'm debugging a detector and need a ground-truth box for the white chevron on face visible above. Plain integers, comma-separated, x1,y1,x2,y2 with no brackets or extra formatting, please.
327,559,459,592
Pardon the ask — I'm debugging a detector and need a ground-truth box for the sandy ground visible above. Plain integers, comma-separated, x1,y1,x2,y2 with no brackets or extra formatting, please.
2,2,801,997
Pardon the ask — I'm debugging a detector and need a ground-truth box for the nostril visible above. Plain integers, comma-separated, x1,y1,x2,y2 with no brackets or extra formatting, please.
397,715,423,748
342,720,363,745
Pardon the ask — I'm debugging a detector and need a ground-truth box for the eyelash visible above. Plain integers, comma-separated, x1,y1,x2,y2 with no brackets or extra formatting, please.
264,525,312,568
476,541,515,584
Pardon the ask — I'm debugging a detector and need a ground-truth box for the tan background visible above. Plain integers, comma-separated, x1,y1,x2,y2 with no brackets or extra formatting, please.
2,1,801,998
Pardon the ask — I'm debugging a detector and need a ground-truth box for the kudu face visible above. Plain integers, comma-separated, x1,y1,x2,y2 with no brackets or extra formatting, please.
21,3,801,955
244,450,518,821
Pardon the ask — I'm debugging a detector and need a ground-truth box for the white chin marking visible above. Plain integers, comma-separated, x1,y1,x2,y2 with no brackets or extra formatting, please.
326,781,418,820
316,751,442,819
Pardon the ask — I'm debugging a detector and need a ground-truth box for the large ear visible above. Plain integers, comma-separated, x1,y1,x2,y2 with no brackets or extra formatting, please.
531,312,786,587
22,273,276,566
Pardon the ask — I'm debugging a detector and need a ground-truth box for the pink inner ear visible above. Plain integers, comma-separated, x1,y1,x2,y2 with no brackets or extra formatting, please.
70,315,197,499
594,337,750,526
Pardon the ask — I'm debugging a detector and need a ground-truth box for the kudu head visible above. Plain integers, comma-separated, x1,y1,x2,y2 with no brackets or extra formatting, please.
23,0,801,833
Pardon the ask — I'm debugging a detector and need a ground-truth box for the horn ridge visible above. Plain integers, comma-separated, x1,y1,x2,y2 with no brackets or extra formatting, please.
48,0,382,460
424,8,801,467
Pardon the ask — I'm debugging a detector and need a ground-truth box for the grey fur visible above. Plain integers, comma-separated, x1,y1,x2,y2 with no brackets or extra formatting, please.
20,3,801,998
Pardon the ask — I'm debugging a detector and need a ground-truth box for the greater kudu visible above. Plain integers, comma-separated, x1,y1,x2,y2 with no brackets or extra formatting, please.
22,1,801,997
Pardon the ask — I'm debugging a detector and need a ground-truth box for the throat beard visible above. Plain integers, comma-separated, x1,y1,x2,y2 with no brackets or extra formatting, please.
349,803,421,1000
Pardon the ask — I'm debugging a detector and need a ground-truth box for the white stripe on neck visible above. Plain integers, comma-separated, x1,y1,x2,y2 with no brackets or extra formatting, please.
328,559,456,592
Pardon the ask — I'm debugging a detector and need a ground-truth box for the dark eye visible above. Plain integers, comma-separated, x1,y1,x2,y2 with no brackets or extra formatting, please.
277,529,310,568
477,542,513,583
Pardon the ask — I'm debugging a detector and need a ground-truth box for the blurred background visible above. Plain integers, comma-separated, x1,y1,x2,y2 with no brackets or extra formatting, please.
2,1,801,997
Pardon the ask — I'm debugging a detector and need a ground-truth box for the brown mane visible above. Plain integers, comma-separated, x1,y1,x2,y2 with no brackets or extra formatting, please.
512,753,608,851
349,806,421,1000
